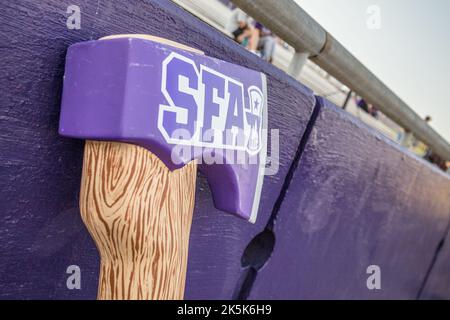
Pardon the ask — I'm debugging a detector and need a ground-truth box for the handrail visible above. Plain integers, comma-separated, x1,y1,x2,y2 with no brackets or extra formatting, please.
233,0,450,161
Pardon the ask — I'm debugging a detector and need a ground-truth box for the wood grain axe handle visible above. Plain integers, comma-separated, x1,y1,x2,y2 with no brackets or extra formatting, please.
80,141,196,299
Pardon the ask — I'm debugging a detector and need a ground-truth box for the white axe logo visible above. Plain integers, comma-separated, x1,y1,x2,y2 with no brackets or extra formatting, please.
247,86,264,154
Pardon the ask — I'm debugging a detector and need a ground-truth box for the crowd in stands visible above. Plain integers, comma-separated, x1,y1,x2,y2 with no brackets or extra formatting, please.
225,6,449,173
356,98,379,119
226,8,277,63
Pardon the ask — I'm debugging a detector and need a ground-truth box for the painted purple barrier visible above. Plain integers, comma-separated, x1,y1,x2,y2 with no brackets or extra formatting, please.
248,97,450,299
0,0,315,299
1,0,449,300
419,226,450,299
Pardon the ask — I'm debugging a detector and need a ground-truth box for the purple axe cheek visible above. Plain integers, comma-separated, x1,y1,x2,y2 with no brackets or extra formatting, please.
58,37,267,223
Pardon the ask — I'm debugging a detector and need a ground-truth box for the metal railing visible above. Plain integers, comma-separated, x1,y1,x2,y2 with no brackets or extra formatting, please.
233,0,450,161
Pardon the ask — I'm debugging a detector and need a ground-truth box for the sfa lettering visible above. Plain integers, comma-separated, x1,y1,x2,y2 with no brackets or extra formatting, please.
158,52,265,155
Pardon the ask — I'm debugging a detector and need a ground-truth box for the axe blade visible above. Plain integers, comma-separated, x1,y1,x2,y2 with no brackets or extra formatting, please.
59,37,268,223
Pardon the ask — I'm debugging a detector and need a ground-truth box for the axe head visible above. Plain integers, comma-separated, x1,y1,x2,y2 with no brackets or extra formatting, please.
59,37,268,223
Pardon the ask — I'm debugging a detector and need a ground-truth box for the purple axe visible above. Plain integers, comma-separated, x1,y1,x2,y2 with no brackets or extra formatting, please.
59,35,268,299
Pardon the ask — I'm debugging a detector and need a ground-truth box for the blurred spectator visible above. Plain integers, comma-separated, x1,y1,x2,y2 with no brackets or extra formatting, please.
226,8,254,48
421,115,447,171
251,22,276,63
357,98,370,113
356,97,379,119
424,149,447,171
226,9,276,63
370,105,379,118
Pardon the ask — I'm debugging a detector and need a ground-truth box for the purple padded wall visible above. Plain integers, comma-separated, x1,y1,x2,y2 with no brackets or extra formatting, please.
419,226,450,299
0,0,315,299
1,0,449,300
248,97,450,299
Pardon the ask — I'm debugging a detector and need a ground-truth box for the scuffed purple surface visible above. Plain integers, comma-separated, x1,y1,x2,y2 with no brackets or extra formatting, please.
0,0,315,299
420,226,450,299
1,0,450,300
249,97,450,299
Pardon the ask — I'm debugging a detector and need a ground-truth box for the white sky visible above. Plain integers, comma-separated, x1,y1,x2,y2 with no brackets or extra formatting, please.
295,0,450,143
